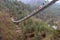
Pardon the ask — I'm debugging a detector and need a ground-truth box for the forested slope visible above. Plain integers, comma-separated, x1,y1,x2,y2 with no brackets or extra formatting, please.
0,0,60,40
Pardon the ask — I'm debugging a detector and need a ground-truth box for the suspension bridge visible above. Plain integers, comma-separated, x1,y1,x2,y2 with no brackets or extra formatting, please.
11,0,58,23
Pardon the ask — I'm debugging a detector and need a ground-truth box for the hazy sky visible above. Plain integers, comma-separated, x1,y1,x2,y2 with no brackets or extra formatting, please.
18,0,60,4
44,0,60,3
49,0,60,3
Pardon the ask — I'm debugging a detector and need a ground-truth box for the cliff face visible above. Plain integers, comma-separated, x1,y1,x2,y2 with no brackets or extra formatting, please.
0,11,17,40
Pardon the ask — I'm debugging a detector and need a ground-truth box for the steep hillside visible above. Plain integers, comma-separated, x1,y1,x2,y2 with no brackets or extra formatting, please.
0,0,30,20
0,10,60,40
35,3,60,22
0,0,60,40
0,11,18,40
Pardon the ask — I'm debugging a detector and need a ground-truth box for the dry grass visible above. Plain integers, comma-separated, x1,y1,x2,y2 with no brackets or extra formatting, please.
0,11,18,40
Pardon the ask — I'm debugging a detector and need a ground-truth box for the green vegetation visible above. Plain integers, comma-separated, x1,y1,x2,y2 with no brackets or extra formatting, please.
0,11,17,40
0,0,60,40
18,19,60,40
0,0,30,20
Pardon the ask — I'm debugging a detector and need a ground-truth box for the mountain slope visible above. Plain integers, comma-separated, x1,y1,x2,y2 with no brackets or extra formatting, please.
0,11,18,40
37,3,60,21
0,0,30,20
